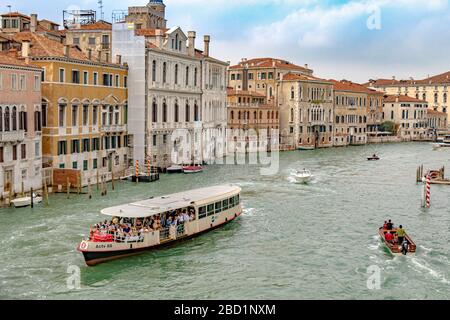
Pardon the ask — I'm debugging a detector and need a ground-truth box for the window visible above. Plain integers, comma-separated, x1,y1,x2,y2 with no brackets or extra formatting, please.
223,199,229,210
163,62,167,83
215,202,222,214
72,105,78,126
194,103,199,122
59,69,65,83
93,105,98,125
83,105,89,126
124,76,127,88
58,141,67,155
186,66,189,86
194,68,198,86
83,160,88,171
115,75,120,87
35,142,40,157
34,75,40,91
83,138,90,152
92,138,100,151
248,73,254,80
93,159,98,169
71,140,80,154
72,161,78,169
20,144,26,159
152,100,158,123
88,37,96,45
162,101,167,123
93,72,98,85
185,103,190,122
102,74,110,86
174,102,179,122
12,145,17,161
83,71,88,85
0,147,3,163
174,64,178,85
73,37,80,45
152,60,157,82
207,204,215,216
19,74,26,90
11,74,17,90
199,206,207,219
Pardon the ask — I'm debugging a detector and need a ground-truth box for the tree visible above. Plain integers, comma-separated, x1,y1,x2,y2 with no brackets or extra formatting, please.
380,121,395,134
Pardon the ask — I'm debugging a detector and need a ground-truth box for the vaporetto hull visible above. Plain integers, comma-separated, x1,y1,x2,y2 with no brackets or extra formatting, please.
78,185,242,266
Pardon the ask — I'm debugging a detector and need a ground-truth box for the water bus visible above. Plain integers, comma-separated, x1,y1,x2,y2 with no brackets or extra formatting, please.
78,185,242,266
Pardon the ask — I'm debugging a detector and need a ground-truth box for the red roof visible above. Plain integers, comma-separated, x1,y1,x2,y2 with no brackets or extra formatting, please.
384,95,427,103
0,49,39,68
1,12,30,19
331,79,384,94
282,72,331,83
76,20,112,31
227,88,266,97
229,58,311,73
427,109,446,116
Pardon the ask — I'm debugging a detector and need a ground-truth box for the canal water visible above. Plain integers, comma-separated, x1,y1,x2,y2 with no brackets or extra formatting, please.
0,142,449,300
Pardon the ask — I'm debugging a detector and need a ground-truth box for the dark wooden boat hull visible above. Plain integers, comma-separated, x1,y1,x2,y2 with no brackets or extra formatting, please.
131,174,160,183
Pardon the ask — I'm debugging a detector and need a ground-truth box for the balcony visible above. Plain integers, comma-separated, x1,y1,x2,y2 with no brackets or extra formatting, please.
0,130,25,142
100,125,126,133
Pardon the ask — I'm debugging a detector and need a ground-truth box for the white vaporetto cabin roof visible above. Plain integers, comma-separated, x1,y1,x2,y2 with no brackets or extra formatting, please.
101,185,241,218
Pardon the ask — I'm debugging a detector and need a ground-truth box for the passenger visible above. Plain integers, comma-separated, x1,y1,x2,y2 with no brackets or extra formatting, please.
383,221,388,229
401,239,409,255
386,220,394,230
385,232,394,243
396,225,406,245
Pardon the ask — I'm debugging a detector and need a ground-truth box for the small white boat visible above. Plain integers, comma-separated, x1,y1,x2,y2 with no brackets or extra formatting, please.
11,193,43,208
292,169,313,184
432,142,450,149
298,146,315,151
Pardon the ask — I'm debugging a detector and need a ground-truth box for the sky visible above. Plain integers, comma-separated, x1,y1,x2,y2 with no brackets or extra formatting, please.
1,0,450,82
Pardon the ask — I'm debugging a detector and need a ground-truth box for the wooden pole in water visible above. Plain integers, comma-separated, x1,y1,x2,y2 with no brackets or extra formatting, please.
96,170,100,191
88,178,92,199
67,177,70,199
8,188,12,207
21,181,24,197
44,180,49,206
135,160,139,183
30,188,34,208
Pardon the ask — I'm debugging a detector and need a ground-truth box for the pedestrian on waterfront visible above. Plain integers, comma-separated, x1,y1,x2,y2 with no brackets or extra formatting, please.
397,225,406,245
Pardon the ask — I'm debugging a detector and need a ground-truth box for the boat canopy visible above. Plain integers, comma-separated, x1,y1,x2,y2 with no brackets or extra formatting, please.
100,185,241,218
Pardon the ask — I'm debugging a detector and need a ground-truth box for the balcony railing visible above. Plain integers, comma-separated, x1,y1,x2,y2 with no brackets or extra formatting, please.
100,124,126,133
0,130,25,142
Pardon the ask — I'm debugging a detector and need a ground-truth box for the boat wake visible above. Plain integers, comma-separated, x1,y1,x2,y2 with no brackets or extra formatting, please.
410,257,450,284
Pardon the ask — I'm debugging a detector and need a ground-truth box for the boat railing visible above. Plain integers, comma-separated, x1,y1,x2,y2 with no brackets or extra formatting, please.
160,227,170,241
177,224,186,238
113,232,145,243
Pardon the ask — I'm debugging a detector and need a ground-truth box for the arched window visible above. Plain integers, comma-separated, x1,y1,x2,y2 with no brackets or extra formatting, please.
185,103,190,122
434,93,438,103
194,68,198,86
254,111,257,120
174,64,178,85
291,87,295,99
108,106,114,125
162,100,167,123
186,67,189,86
163,62,167,83
269,87,273,98
194,103,199,121
152,99,158,123
4,107,10,131
12,107,17,131
336,116,340,124
231,111,234,120
238,111,241,120
175,34,179,50
444,93,447,104
290,108,294,122
152,60,157,82
174,101,179,123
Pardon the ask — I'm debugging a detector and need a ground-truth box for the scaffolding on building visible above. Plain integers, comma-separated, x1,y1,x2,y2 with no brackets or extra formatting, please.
63,10,96,29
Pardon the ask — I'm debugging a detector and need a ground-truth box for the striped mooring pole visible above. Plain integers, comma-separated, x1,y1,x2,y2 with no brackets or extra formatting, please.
135,160,139,180
425,174,431,208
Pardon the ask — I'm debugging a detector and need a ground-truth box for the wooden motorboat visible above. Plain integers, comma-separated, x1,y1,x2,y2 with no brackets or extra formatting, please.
367,155,380,161
131,173,160,183
379,227,416,255
11,193,43,208
183,165,204,174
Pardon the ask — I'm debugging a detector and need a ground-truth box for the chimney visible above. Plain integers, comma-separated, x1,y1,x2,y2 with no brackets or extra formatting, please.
203,35,210,57
30,14,38,33
116,54,122,64
304,64,309,69
392,76,396,80
188,31,196,57
97,49,102,62
64,45,70,58
395,96,399,103
21,40,30,59
155,29,164,48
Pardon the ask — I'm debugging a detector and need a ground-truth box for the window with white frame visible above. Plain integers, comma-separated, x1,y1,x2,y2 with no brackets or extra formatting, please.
11,74,17,90
59,68,65,83
34,75,40,91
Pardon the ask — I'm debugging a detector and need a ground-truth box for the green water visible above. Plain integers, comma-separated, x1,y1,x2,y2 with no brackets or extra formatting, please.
0,142,449,300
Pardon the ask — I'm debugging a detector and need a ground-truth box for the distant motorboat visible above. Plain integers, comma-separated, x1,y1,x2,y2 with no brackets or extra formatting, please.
183,166,204,174
11,193,42,208
432,142,450,149
167,165,183,174
298,146,315,151
367,155,380,161
292,169,313,184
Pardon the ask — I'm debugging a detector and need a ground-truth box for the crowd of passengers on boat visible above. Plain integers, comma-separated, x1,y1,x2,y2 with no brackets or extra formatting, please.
89,194,241,243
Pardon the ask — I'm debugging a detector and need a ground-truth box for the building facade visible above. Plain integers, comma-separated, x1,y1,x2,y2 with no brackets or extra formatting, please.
279,73,334,150
114,1,228,170
367,72,450,127
228,58,313,105
331,80,371,147
0,29,129,187
227,88,279,153
382,95,429,140
0,50,43,202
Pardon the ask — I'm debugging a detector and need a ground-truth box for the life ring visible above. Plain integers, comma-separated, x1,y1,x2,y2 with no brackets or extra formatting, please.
79,241,89,251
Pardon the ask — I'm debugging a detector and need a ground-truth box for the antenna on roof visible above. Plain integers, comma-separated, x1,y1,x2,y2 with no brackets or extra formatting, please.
98,0,104,20
7,5,12,13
